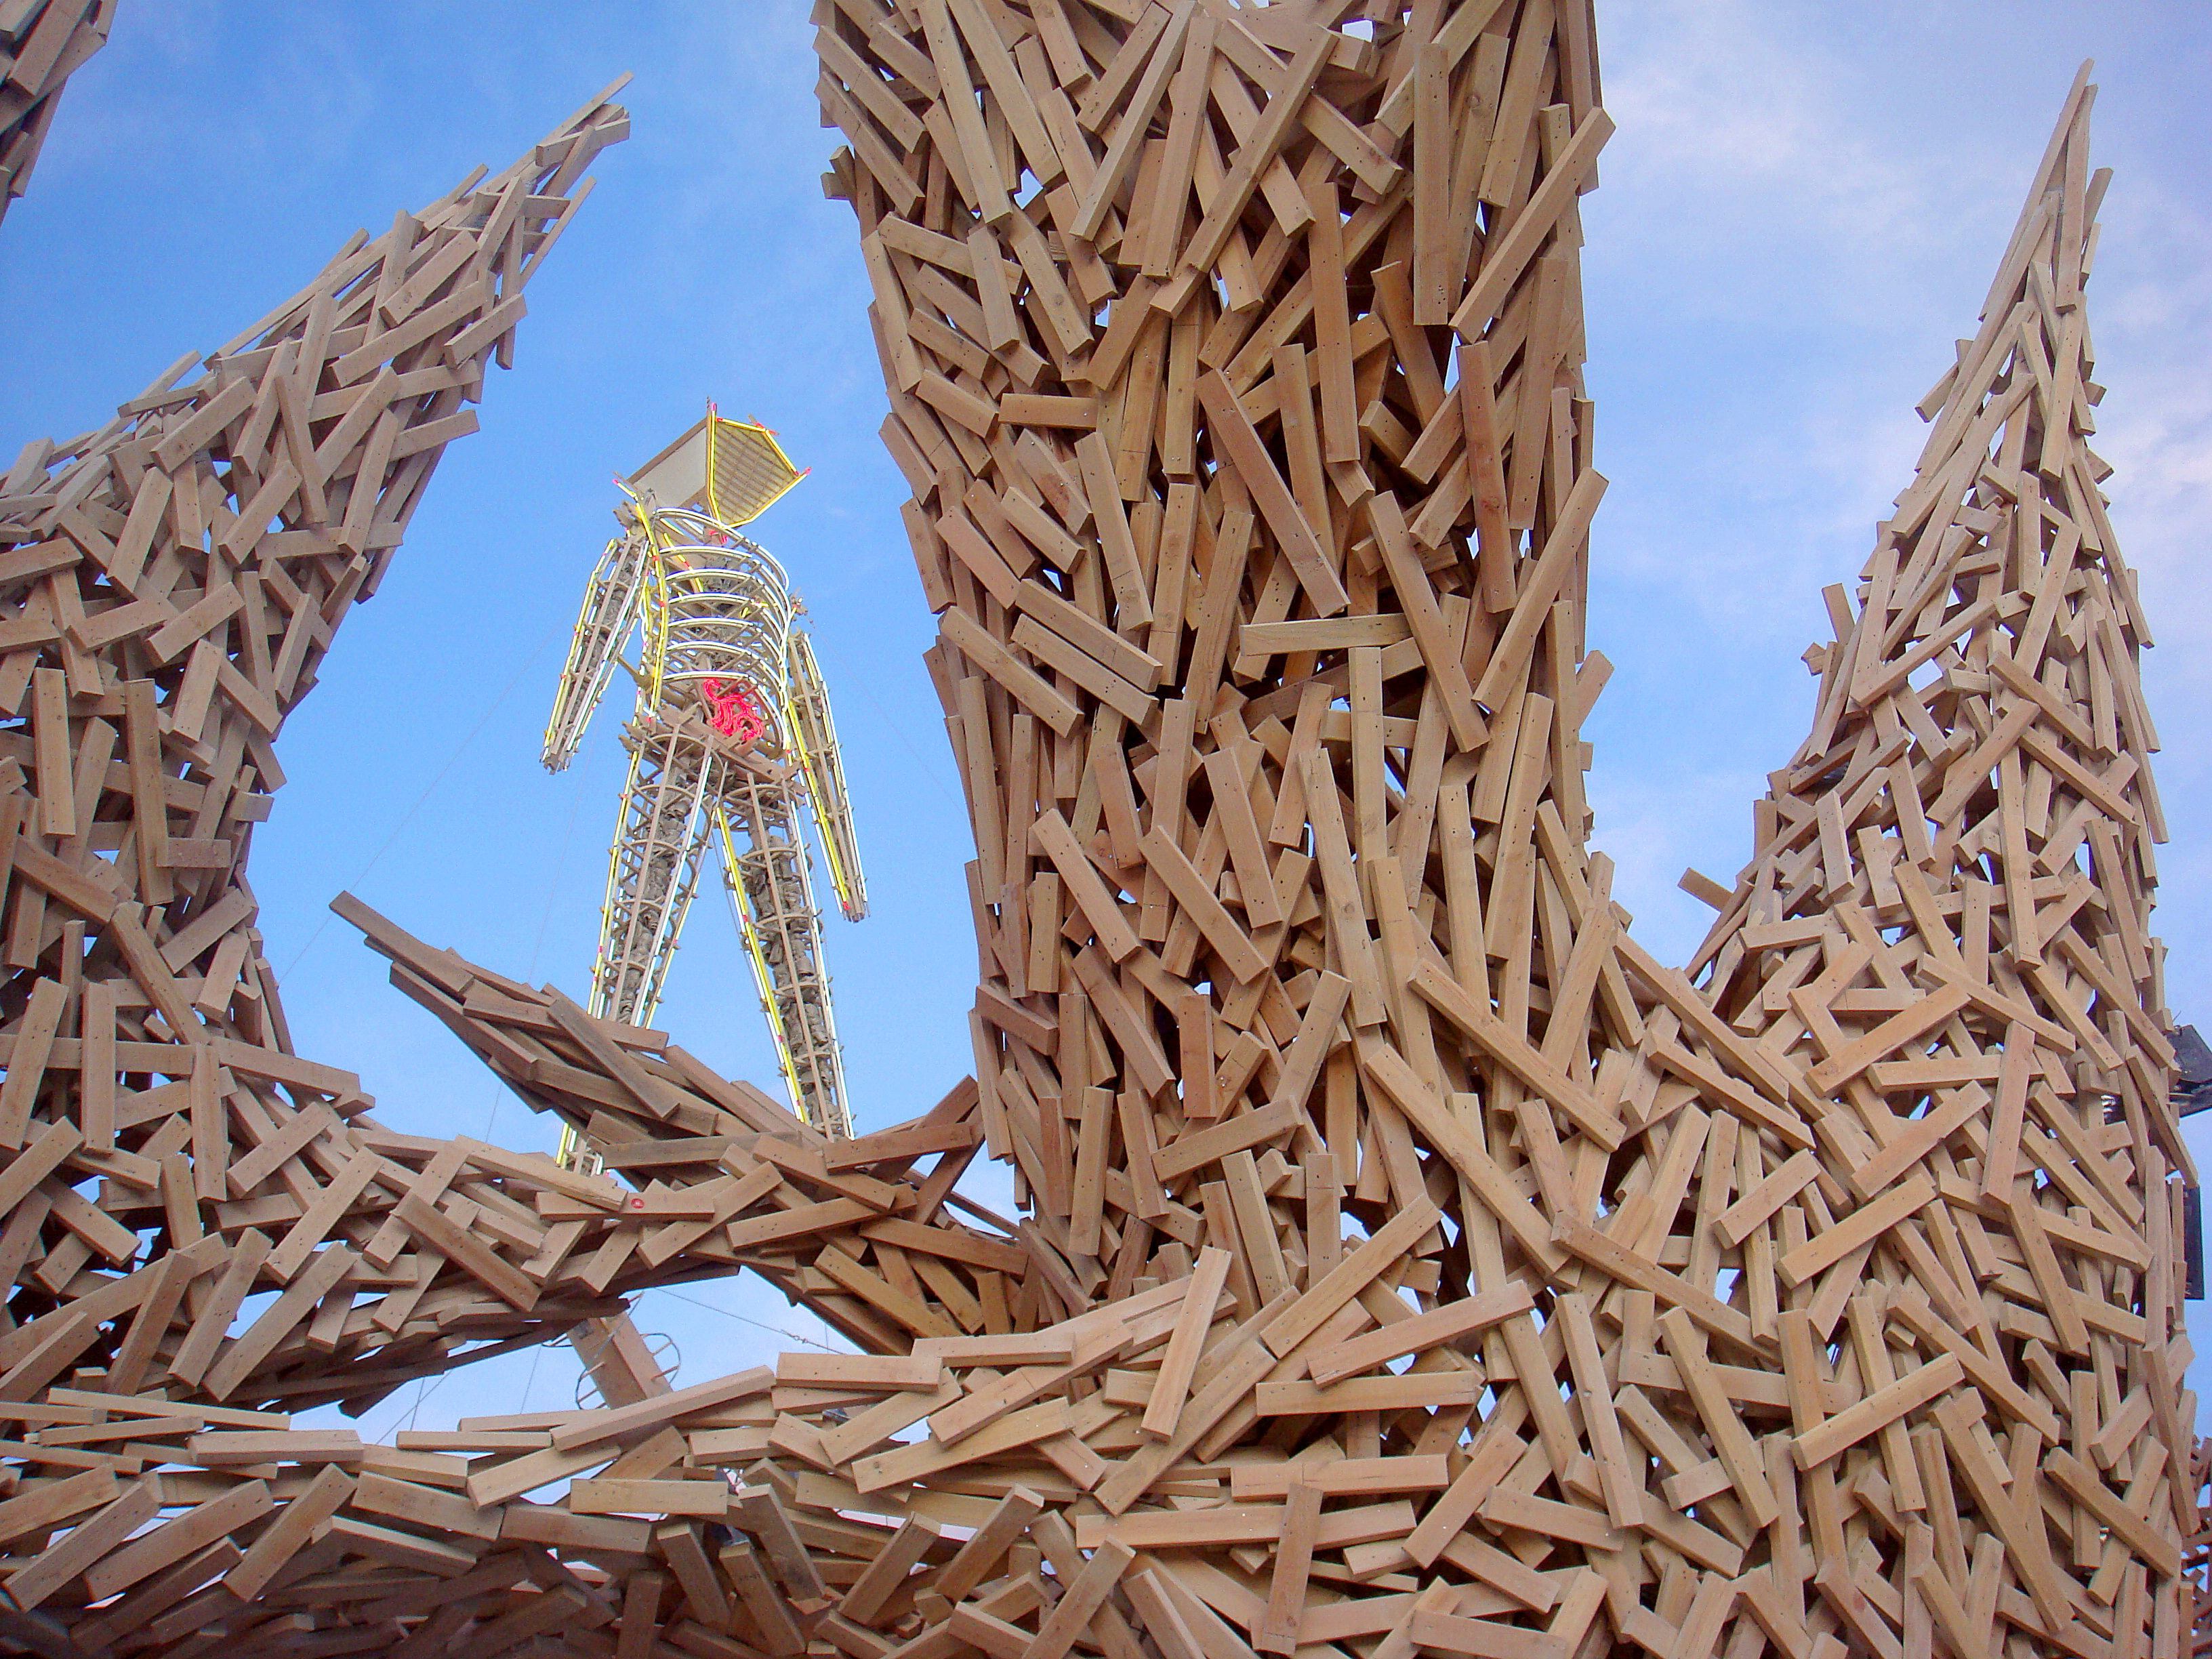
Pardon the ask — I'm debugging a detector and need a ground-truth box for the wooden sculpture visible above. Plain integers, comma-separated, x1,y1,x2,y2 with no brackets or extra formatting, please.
0,77,639,1652
0,4,2188,1658
0,0,115,226
2192,1438,2212,1647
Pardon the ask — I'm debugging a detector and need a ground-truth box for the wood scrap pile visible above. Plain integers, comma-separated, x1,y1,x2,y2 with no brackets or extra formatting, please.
0,0,114,226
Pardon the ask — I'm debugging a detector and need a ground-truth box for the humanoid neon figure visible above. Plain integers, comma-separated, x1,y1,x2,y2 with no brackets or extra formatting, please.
544,411,866,1141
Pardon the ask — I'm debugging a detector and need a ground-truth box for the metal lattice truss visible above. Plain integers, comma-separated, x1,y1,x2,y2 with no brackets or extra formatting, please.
544,491,867,1140
788,629,869,924
595,712,719,1031
722,766,849,1141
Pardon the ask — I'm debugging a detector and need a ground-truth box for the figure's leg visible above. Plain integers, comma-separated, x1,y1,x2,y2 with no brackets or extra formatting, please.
592,724,714,1027
717,767,851,1138
559,739,720,1401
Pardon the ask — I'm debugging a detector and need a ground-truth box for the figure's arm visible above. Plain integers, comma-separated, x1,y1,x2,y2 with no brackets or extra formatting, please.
783,629,868,921
542,523,653,771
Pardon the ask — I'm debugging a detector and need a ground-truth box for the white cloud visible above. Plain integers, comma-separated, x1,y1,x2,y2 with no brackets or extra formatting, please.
1576,4,2212,1039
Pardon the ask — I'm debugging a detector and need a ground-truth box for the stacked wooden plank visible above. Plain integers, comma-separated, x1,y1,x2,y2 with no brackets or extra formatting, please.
0,875,1027,1652
0,0,115,227
779,5,2189,1657
0,1,2188,1655
2192,1435,2212,1651
0,74,651,1650
343,893,1022,1365
1666,64,2198,1659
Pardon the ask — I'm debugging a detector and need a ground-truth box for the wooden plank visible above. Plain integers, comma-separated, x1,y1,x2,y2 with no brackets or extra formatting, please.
1791,1353,1963,1471
394,1192,537,1312
943,606,1083,735
1255,1477,1319,1655
1196,371,1347,617
1451,108,1614,336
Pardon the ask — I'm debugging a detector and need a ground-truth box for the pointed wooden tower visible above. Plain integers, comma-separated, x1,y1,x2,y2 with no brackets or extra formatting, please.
1683,65,2192,1655
0,1,115,228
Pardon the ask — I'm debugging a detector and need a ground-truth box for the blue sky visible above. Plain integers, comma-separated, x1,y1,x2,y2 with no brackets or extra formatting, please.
2,3,2208,1431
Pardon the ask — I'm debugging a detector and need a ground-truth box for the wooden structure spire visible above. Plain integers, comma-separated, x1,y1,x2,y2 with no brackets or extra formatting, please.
0,1,115,228
0,77,646,1652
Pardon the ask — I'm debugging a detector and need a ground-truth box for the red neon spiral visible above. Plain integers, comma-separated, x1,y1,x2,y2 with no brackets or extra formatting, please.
701,678,765,745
